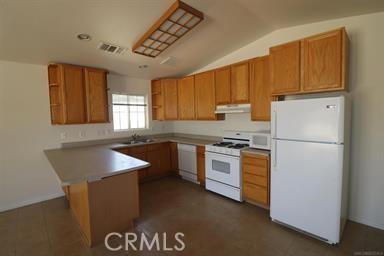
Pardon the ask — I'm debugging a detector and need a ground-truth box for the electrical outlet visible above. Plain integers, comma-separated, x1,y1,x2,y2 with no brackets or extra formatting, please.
60,132,67,140
79,131,86,138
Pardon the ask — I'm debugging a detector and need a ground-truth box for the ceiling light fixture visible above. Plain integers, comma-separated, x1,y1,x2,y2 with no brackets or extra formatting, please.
77,33,92,41
132,0,204,58
139,65,148,69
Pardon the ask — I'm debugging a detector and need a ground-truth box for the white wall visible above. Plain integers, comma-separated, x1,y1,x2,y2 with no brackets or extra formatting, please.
0,60,171,212
171,12,384,229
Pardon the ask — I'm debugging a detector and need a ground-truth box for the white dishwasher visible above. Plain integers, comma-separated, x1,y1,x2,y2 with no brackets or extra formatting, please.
177,143,198,183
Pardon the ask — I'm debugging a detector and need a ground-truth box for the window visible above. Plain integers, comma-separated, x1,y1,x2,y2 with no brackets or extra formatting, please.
112,94,148,131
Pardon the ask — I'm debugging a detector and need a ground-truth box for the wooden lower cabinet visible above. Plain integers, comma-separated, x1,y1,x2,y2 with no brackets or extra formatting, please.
117,145,147,182
67,171,139,247
170,142,179,174
116,142,173,182
242,152,270,209
147,143,171,177
196,146,205,186
130,152,147,180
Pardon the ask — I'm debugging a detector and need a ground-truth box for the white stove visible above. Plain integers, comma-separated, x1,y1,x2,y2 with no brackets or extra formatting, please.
205,131,251,201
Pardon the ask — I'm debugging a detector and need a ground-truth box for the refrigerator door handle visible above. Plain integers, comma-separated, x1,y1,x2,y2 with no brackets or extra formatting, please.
273,139,277,168
272,110,277,138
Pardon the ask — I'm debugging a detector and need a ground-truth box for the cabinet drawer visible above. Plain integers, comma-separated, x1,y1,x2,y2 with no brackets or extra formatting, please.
243,163,268,177
242,156,268,168
243,183,268,205
147,142,166,152
118,146,147,155
243,173,268,187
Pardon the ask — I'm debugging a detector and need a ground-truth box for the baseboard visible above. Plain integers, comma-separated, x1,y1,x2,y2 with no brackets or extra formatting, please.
0,191,64,213
348,215,384,231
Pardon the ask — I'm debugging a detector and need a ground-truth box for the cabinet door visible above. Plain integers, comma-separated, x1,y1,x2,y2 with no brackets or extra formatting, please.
163,79,178,120
130,152,148,181
215,66,231,105
159,143,171,174
177,76,195,120
231,61,250,104
195,71,216,120
250,56,275,121
62,65,87,124
170,142,179,173
196,146,205,186
84,68,109,123
302,28,346,92
147,143,171,177
270,41,301,95
48,64,64,124
151,80,164,121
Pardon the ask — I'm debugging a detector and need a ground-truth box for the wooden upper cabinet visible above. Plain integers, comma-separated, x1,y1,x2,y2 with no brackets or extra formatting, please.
302,28,347,92
230,61,250,104
270,28,348,96
250,56,275,121
84,68,109,123
270,40,301,95
214,66,231,105
177,76,195,120
48,63,109,125
151,79,164,121
48,64,64,124
195,71,217,120
163,79,178,120
62,65,87,124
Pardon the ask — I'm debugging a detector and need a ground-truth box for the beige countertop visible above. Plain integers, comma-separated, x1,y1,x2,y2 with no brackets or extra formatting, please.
241,148,270,156
44,143,150,186
45,135,219,186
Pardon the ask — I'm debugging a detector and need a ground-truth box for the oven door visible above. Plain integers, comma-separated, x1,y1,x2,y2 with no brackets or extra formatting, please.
205,152,240,187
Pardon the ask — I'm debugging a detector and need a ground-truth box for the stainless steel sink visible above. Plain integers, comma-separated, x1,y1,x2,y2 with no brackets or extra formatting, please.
123,139,156,145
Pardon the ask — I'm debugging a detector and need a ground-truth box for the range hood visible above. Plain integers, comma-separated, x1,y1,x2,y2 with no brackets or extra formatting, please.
215,104,251,114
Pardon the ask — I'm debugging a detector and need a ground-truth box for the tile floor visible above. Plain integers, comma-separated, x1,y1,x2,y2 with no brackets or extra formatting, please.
1,176,383,256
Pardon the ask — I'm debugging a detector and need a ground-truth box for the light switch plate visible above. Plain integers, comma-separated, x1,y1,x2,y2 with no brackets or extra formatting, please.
79,131,86,138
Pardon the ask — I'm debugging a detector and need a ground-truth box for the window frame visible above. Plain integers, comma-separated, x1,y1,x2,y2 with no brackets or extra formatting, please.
111,93,149,132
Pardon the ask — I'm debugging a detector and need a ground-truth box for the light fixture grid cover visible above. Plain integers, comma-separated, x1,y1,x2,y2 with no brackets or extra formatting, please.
132,0,204,58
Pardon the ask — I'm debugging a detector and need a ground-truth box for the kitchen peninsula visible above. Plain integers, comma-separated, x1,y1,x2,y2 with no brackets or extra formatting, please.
44,143,150,247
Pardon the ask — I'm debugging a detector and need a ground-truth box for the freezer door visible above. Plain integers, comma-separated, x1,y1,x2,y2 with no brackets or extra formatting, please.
270,139,344,243
271,96,344,144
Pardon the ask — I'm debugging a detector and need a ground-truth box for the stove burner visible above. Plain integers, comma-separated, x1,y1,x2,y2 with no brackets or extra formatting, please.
213,142,234,147
228,143,249,149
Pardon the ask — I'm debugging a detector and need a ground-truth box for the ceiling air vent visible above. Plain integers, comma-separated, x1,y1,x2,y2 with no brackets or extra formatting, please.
98,42,127,55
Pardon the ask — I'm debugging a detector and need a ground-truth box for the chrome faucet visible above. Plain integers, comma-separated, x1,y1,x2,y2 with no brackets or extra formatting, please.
131,133,140,142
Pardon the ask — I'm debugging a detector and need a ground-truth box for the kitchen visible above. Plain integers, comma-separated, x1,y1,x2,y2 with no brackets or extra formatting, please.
1,0,384,255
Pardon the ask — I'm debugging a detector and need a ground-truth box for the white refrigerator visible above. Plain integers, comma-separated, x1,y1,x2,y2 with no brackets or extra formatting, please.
270,96,350,245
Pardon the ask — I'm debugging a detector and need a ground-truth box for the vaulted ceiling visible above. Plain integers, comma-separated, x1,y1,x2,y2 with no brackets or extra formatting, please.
1,0,384,79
